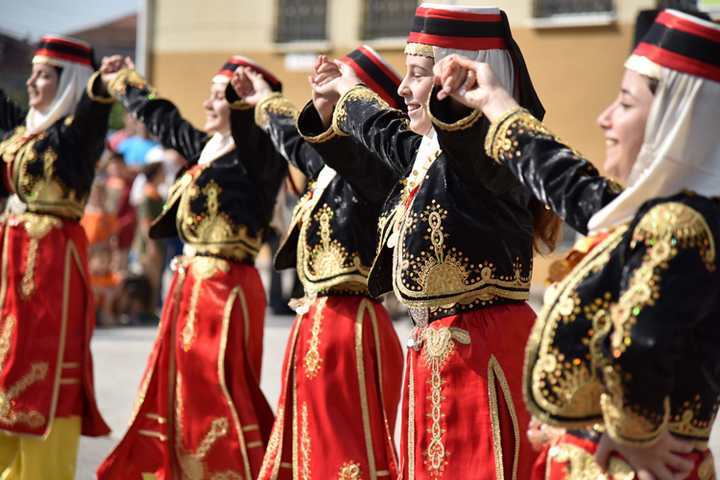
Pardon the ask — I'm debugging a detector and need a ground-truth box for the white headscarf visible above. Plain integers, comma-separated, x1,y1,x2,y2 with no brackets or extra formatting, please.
587,11,720,233
197,76,235,166
25,39,94,135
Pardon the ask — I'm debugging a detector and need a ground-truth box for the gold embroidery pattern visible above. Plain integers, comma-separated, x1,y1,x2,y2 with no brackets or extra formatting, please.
19,213,61,299
178,179,262,260
301,403,312,480
697,453,715,480
107,68,156,98
525,227,628,425
485,108,554,162
258,406,284,480
181,257,229,351
547,442,635,480
339,462,362,480
430,108,482,133
487,356,520,480
304,297,327,379
332,86,391,137
176,375,235,479
393,200,530,309
404,43,434,59
0,315,47,428
609,202,715,357
355,300,379,480
669,396,714,439
308,205,365,281
255,93,298,130
419,326,471,479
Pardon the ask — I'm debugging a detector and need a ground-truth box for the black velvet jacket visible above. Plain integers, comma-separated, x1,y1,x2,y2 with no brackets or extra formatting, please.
0,73,113,219
487,107,720,448
327,85,536,322
255,93,395,296
107,69,287,262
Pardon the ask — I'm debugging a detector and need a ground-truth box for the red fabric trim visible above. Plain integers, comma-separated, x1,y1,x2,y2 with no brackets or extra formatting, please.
356,46,401,85
40,35,92,52
34,48,92,66
341,56,399,108
225,57,281,87
635,42,720,82
656,10,720,43
407,32,507,50
415,7,502,23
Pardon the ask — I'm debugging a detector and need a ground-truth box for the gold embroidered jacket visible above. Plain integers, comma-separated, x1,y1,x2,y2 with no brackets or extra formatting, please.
487,108,720,447
329,85,536,321
256,93,395,296
107,69,287,261
0,74,113,218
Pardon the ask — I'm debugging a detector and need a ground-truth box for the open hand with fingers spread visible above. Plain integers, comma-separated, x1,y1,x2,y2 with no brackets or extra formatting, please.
231,67,272,106
308,55,344,127
595,432,695,480
432,54,518,122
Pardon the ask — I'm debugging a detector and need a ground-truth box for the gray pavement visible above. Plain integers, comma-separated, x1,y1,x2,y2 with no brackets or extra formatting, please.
77,310,720,478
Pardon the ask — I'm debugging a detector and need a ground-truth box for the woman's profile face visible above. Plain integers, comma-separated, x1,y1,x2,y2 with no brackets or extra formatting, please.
202,82,231,135
597,69,655,183
397,54,434,136
26,63,60,112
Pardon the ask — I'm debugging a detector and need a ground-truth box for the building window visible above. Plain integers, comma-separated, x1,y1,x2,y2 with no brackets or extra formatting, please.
362,0,418,40
533,0,615,18
275,0,327,43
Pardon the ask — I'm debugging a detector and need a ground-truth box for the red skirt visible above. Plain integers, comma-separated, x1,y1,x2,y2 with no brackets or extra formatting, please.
0,213,108,438
534,432,715,479
97,255,274,479
399,303,538,480
258,295,404,480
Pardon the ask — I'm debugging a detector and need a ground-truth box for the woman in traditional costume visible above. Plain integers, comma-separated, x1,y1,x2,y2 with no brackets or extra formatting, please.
232,45,405,480
435,8,720,479
97,56,286,479
312,5,558,479
0,35,113,479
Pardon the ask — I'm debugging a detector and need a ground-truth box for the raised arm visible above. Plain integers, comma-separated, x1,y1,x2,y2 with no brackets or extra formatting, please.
0,90,26,132
107,67,207,163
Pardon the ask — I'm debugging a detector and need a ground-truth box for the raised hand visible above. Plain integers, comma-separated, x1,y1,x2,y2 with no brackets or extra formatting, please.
308,55,341,127
99,55,128,86
433,54,518,122
594,431,695,480
231,67,272,106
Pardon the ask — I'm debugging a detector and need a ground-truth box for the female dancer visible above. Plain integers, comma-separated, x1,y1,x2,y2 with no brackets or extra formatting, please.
231,46,405,480
312,5,559,479
97,56,286,479
436,8,720,479
0,35,113,479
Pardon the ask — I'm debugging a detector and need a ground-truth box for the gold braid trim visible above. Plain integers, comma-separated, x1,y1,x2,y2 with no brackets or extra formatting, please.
429,105,482,132
85,71,114,104
254,93,298,129
106,68,156,99
484,107,553,162
331,85,389,138
404,43,434,59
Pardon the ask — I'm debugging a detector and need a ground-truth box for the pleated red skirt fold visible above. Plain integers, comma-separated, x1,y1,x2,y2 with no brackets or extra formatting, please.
399,303,538,480
259,295,404,480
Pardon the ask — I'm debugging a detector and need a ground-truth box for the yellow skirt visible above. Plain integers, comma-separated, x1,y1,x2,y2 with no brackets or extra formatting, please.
0,417,81,480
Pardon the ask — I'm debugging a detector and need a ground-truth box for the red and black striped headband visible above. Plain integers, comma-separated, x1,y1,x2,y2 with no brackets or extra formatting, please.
216,56,283,92
407,6,508,51
633,9,720,82
341,45,404,110
34,35,94,67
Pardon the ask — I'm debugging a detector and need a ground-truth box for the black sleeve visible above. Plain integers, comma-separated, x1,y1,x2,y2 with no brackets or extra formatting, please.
297,101,396,206
107,68,208,164
60,72,114,165
252,92,324,180
597,200,717,446
429,88,520,194
331,85,421,179
485,107,623,234
0,89,27,133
